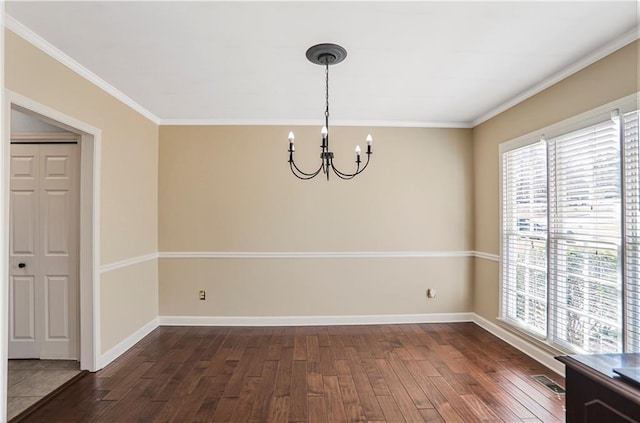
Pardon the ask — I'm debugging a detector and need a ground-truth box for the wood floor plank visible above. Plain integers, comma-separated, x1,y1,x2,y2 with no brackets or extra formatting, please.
308,395,329,423
307,335,321,363
274,346,294,397
226,334,248,361
375,358,425,422
361,358,392,397
466,370,535,421
388,356,434,410
344,346,385,421
210,397,238,423
249,360,279,422
335,358,352,376
402,359,450,406
267,335,283,361
307,361,324,397
192,395,221,423
228,376,261,421
101,361,154,400
17,323,567,423
429,376,486,422
337,373,368,422
317,327,331,348
319,346,337,376
268,395,290,423
461,393,503,422
294,334,307,361
201,346,234,377
323,375,348,422
429,401,464,423
95,379,164,423
289,360,308,421
222,347,258,398
419,408,446,423
376,395,406,423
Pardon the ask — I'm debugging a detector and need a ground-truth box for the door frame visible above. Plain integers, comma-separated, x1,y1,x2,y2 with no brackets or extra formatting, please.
2,90,102,374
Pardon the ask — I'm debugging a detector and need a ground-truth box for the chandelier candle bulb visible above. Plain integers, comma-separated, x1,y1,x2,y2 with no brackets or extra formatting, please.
321,126,328,138
288,131,295,160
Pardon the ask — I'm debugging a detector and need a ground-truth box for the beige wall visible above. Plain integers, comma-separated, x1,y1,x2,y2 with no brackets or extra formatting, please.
472,40,639,322
159,125,474,316
159,258,472,317
5,30,160,354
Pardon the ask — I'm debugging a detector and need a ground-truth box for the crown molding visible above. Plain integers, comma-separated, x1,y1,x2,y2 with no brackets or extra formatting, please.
4,15,161,125
472,26,640,127
159,118,474,128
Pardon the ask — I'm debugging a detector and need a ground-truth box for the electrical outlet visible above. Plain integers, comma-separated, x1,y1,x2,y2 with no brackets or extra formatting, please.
427,288,436,299
199,290,206,300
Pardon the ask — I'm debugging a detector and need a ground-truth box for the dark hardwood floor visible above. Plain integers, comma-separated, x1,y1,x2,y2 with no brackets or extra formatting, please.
17,323,566,422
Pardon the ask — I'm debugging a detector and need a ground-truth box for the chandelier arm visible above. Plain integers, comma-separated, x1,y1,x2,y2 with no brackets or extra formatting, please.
329,157,361,180
330,165,358,180
290,161,324,180
290,155,323,177
330,151,370,178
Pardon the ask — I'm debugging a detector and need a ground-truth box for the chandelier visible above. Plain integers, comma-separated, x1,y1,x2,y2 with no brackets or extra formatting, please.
288,43,372,181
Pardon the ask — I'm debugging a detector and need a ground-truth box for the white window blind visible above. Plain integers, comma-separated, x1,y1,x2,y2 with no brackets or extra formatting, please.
502,142,548,336
547,118,622,354
624,110,640,353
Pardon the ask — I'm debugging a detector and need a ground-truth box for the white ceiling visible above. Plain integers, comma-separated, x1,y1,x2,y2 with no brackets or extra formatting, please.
5,1,639,127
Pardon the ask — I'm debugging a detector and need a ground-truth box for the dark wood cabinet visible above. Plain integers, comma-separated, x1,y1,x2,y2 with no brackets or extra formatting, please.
557,353,640,423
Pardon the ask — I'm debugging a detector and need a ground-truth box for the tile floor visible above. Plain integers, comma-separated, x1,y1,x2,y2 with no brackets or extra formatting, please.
7,359,81,421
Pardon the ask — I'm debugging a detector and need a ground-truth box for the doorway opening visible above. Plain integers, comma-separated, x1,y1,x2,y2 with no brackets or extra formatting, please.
2,91,102,420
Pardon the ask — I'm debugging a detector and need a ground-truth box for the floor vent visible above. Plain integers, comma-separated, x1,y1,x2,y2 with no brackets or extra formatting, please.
532,375,566,394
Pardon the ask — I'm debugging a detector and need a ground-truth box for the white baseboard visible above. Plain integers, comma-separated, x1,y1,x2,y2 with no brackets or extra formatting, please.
159,312,474,327
472,313,565,376
100,317,159,369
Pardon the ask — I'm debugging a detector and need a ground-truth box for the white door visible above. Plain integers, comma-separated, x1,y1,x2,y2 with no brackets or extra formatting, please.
9,142,79,359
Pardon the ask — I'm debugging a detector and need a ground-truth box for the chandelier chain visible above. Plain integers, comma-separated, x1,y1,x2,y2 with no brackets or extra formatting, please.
325,64,330,120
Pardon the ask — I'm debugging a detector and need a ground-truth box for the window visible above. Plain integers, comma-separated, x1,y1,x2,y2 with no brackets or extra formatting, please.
502,142,548,337
500,102,640,355
548,119,621,354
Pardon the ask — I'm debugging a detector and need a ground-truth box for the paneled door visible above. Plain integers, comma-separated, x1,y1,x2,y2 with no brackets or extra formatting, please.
9,143,79,359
